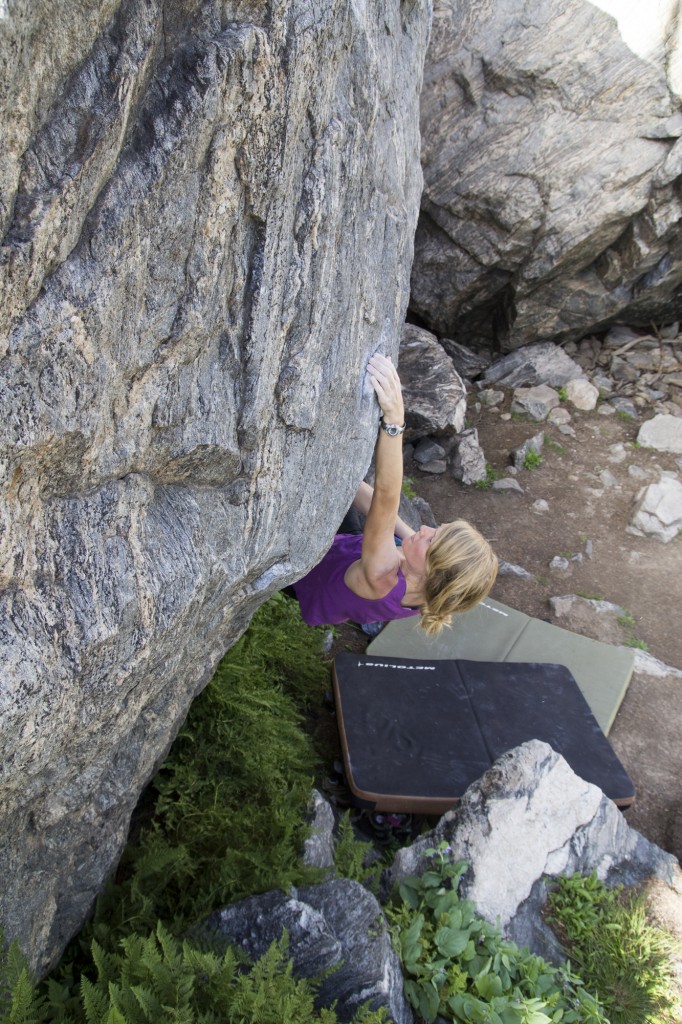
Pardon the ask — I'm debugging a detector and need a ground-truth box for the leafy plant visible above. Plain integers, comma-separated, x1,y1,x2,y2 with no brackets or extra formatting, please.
474,464,500,490
1,924,386,1024
387,843,606,1024
534,576,550,587
547,872,681,1024
558,387,569,402
333,813,382,892
522,450,543,470
17,595,333,1018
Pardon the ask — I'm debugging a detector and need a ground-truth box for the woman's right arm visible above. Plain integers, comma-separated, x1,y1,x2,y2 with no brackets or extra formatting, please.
344,354,406,597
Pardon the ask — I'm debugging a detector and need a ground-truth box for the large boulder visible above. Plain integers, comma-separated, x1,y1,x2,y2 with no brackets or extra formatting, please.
0,0,431,973
411,0,682,350
202,880,413,1024
388,740,680,962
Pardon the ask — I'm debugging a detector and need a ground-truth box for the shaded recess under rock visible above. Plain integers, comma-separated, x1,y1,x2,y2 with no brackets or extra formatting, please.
0,0,432,974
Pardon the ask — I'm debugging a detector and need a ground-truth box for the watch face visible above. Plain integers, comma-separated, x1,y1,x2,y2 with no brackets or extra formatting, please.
383,423,402,436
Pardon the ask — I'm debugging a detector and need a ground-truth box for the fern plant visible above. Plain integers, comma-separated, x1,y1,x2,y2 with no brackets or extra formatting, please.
2,925,387,1023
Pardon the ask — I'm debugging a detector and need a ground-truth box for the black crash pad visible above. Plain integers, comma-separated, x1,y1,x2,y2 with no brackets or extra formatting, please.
332,653,635,814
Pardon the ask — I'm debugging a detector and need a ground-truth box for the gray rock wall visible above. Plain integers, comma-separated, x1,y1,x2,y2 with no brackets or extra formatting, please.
412,0,682,350
0,0,431,973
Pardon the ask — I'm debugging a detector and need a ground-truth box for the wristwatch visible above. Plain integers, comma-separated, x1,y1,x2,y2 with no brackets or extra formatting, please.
380,420,405,437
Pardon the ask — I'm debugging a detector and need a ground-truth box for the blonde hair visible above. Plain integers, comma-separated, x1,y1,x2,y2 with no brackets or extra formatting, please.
419,520,498,637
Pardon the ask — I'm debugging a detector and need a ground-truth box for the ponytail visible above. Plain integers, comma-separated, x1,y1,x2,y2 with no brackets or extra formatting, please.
418,520,498,636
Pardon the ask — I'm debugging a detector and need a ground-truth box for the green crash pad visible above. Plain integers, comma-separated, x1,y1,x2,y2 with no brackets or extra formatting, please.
367,598,634,735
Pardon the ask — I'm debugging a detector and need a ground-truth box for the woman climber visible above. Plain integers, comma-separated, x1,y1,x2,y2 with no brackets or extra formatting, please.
293,351,498,635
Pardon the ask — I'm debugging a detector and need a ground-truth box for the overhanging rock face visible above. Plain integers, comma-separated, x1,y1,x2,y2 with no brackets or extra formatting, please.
0,0,431,973
412,0,682,350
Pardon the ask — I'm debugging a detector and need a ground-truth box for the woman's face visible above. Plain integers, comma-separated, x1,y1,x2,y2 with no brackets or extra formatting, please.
402,524,439,575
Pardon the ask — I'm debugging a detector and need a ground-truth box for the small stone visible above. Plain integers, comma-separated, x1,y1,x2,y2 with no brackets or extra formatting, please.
500,412,512,421
532,499,549,513
571,552,583,563
607,443,627,463
600,469,618,488
511,385,560,421
549,556,570,570
558,424,576,436
511,432,545,470
598,404,616,416
498,560,533,578
584,539,593,558
603,325,641,348
565,378,599,411
659,321,680,339
610,356,641,382
418,459,447,474
609,396,639,418
507,465,519,476
637,413,682,454
479,342,584,388
629,475,682,542
440,337,492,379
628,465,649,480
591,372,614,393
414,437,446,464
547,406,571,425
492,477,524,493
478,388,505,407
402,443,415,463
450,427,487,485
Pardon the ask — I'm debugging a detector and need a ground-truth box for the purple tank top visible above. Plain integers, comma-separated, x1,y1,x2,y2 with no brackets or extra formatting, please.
293,533,419,626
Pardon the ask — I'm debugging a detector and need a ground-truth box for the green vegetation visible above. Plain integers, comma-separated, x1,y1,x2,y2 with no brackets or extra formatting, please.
534,575,550,587
402,476,418,500
616,610,649,651
576,592,605,602
474,464,500,490
333,812,382,892
547,872,681,1024
557,386,568,402
387,844,606,1024
0,925,386,1024
616,410,635,421
1,595,355,1023
522,449,543,470
544,435,565,455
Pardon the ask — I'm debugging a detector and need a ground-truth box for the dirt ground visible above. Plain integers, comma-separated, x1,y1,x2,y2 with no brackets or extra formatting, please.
408,394,682,860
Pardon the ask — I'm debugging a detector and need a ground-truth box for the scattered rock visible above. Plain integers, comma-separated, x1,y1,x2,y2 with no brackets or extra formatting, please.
478,388,505,408
629,475,682,542
600,469,618,488
549,595,630,646
637,413,682,454
203,881,412,1024
565,378,599,411
591,372,614,393
557,423,576,436
629,649,682,680
418,459,447,474
479,343,584,389
440,337,492,378
547,406,571,426
609,396,639,419
532,499,549,514
498,560,534,579
303,791,336,871
492,478,524,493
511,385,560,421
388,741,679,963
607,443,628,463
400,324,467,440
628,464,651,480
549,556,569,570
511,432,545,470
450,427,487,485
413,438,446,464
598,404,617,416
